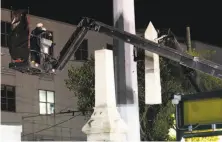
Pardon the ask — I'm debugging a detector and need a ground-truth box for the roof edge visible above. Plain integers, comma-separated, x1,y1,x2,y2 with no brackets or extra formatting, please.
1,8,77,27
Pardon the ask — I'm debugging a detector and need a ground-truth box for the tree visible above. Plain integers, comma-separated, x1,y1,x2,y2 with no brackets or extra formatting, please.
65,56,95,114
65,52,192,141
188,49,222,91
65,49,222,141
138,55,194,141
183,49,222,142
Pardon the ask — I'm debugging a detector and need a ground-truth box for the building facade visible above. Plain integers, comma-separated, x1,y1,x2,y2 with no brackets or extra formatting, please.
1,8,222,141
1,8,112,141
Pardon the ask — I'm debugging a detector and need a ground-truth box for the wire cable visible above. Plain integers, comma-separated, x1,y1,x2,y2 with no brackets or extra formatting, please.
22,113,81,137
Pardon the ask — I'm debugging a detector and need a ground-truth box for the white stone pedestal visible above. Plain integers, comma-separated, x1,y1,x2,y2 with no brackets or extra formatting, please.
144,22,162,104
82,49,127,142
113,0,141,140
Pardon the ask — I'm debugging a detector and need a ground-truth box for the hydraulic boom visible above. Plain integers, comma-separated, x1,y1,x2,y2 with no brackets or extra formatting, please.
55,17,222,79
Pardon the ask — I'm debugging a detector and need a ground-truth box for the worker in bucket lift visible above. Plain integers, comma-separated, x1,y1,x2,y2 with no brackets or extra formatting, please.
30,23,49,64
8,9,30,63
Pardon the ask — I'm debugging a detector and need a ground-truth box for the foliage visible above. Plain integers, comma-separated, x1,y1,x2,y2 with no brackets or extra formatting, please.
185,136,219,142
138,56,193,141
187,49,222,91
65,53,192,141
185,132,220,142
65,56,95,116
65,48,222,141
183,49,222,142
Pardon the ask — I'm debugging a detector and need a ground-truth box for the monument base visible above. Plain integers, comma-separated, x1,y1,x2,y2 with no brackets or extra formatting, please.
82,107,127,142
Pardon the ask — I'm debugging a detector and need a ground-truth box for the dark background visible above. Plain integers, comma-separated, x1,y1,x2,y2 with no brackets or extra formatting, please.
2,0,222,46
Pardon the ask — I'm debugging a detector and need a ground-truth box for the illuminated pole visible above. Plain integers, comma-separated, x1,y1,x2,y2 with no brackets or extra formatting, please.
113,0,140,141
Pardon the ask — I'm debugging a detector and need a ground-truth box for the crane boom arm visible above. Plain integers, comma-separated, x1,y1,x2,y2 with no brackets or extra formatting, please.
55,17,222,79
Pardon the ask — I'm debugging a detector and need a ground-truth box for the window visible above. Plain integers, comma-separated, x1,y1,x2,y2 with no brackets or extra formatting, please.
1,85,16,112
74,39,88,61
39,90,55,114
1,21,11,47
106,43,113,50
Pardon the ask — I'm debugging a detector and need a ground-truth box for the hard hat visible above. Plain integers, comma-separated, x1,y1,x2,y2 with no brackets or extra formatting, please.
36,23,43,27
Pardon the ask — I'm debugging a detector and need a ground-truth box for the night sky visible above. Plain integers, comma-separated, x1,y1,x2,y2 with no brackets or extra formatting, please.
2,0,222,46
